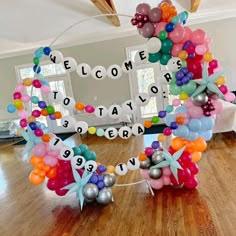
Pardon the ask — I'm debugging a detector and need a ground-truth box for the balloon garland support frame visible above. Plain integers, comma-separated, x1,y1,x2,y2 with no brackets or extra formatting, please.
7,1,236,209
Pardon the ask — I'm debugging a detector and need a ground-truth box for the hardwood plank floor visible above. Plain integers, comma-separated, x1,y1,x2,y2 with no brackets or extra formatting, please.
0,132,236,236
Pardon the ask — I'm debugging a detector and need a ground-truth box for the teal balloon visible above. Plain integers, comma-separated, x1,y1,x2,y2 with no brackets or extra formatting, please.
149,52,161,63
172,15,180,25
182,81,196,95
79,144,89,154
188,119,202,132
96,128,104,137
170,84,182,95
160,53,171,65
161,38,173,53
73,147,82,156
7,104,16,113
31,96,39,104
83,150,97,161
166,105,174,113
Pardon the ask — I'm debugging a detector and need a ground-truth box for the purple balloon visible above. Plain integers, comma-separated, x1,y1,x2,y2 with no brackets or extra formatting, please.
136,3,151,15
97,181,105,190
182,76,190,84
148,8,161,23
152,141,160,149
139,22,155,38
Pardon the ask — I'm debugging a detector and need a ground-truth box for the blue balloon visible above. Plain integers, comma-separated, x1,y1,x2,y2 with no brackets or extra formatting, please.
175,106,188,114
200,117,215,131
188,119,202,132
165,114,176,126
199,130,213,141
7,104,16,113
187,131,199,141
174,125,190,138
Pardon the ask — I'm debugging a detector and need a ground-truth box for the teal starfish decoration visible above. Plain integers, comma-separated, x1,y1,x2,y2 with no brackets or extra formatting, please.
151,146,185,183
18,125,42,160
191,63,224,97
63,168,93,210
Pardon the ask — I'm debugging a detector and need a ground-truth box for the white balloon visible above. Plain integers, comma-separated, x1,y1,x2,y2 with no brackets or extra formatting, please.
127,157,140,171
60,146,74,160
74,121,88,134
118,126,132,139
61,116,76,129
146,37,162,53
63,57,77,72
85,160,97,173
167,57,182,72
108,105,122,119
91,66,106,80
160,70,173,84
122,100,137,114
48,91,63,103
134,49,148,65
49,136,63,150
71,155,86,169
148,83,159,96
76,63,91,78
95,106,108,118
135,93,150,106
104,127,118,140
49,50,64,64
132,123,145,136
107,64,122,80
62,97,75,110
115,163,128,176
122,60,134,73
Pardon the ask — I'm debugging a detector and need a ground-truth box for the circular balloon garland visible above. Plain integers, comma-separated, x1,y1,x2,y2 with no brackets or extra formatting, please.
7,1,236,209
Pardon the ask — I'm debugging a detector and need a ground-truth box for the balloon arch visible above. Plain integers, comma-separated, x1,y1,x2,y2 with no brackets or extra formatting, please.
7,1,235,209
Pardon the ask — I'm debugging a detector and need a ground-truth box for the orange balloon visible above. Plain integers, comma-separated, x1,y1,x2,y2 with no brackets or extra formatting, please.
193,138,207,152
30,156,43,167
75,102,85,111
46,166,58,179
171,137,185,150
162,11,169,20
144,120,152,128
27,116,36,123
23,78,33,86
42,134,51,142
29,171,45,185
176,116,185,125
43,165,51,172
169,6,177,15
41,109,49,116
158,134,166,142
215,75,226,86
203,52,213,62
138,153,147,161
160,2,169,11
186,142,195,154
107,165,115,173
191,152,202,163
54,111,62,119
178,50,188,60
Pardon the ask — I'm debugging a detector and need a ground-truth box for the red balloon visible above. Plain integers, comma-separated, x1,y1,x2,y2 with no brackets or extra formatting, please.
47,178,60,191
184,176,198,189
178,168,191,183
179,152,192,166
168,145,176,154
55,188,68,196
170,173,183,186
187,162,199,175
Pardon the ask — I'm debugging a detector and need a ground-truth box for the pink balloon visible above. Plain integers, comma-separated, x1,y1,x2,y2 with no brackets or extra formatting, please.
169,24,186,43
224,92,236,102
191,29,206,44
162,175,171,185
140,169,151,180
44,155,58,167
205,37,212,44
19,109,28,119
154,22,167,36
15,84,25,93
171,43,184,57
184,99,194,108
172,98,181,107
41,85,51,94
219,85,228,95
149,178,164,190
48,149,60,157
211,99,224,114
214,66,223,73
162,166,171,176
183,27,192,41
33,143,47,157
188,106,204,118
21,94,31,103
195,45,206,55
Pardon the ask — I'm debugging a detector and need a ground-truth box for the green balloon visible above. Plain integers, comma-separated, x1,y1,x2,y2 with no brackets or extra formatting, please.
152,116,160,124
148,52,161,63
170,84,182,95
182,81,197,95
72,147,82,156
158,30,167,41
79,144,89,154
96,128,104,137
46,105,55,114
83,150,97,161
161,38,173,53
33,57,40,65
160,53,171,65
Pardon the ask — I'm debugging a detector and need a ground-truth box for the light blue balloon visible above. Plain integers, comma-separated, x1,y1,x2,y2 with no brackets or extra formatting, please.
174,125,190,138
200,117,215,131
96,128,104,137
171,15,180,25
7,104,16,113
199,130,212,141
34,47,44,58
188,119,202,132
187,131,199,141
175,106,188,114
165,114,176,126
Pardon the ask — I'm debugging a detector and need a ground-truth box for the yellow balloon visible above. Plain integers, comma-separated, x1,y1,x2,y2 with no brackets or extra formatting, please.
178,50,188,60
215,75,226,86
203,52,213,62
88,127,96,135
158,134,166,142
13,99,24,110
179,91,189,101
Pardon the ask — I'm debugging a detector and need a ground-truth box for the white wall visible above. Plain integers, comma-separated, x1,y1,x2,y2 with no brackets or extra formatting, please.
0,17,235,121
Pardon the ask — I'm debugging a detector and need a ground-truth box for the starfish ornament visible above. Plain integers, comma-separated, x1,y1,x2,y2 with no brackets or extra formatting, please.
191,63,224,97
63,168,93,210
151,146,186,183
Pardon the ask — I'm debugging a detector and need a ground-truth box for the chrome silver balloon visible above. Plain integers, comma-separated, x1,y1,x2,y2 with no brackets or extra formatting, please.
82,183,99,200
103,174,116,187
151,150,165,164
139,158,151,169
148,168,162,179
96,188,113,204
192,93,208,106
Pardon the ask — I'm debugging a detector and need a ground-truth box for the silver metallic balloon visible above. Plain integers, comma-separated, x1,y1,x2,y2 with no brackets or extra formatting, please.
192,93,208,106
84,198,95,203
139,158,151,169
96,188,113,204
82,183,99,200
103,174,116,187
148,168,162,179
151,150,165,164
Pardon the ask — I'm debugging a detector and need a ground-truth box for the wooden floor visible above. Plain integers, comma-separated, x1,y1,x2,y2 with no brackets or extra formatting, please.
0,132,236,236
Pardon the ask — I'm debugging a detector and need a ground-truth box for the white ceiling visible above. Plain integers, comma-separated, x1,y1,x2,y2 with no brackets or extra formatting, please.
0,0,236,58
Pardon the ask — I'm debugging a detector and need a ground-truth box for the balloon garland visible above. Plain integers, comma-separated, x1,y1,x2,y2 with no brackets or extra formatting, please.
7,1,236,209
